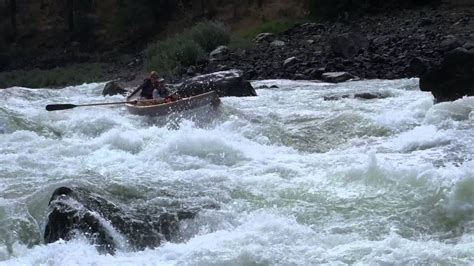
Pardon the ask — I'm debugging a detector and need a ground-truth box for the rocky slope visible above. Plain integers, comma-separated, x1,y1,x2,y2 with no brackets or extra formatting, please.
191,5,473,82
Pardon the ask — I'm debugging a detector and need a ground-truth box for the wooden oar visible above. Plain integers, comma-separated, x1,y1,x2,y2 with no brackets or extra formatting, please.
45,100,139,111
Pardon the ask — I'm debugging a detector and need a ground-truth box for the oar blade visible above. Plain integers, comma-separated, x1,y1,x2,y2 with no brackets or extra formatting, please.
46,104,77,111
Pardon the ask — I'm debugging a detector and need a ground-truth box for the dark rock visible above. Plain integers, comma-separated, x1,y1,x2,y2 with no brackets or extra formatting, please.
439,36,461,51
306,68,325,79
420,48,474,102
294,73,307,80
271,40,286,47
254,33,276,43
407,57,430,77
44,187,198,254
330,33,369,58
187,65,197,75
354,92,388,99
463,42,474,50
324,92,390,101
418,18,433,27
270,85,279,89
372,35,393,46
283,57,301,68
321,72,354,83
209,45,230,62
300,23,325,32
177,69,257,97
324,94,350,101
102,81,127,96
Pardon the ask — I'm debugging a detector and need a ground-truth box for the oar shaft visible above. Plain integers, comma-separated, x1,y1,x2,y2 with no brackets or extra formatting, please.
75,101,137,107
46,100,139,111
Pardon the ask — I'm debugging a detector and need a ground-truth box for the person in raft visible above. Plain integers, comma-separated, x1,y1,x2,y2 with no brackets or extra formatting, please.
132,71,174,103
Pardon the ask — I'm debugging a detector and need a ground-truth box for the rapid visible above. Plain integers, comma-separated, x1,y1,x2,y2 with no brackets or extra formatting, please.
0,79,473,265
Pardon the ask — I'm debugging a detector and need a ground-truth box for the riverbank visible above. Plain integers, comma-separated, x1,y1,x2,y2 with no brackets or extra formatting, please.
194,5,473,81
1,4,473,89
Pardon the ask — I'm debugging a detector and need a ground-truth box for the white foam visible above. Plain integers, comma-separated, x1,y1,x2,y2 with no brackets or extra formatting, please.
1,79,473,264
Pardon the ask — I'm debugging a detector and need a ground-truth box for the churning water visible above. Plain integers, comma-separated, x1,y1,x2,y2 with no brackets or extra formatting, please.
0,79,473,265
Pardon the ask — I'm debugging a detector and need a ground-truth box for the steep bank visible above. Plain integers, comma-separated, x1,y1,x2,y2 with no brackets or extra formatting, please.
2,3,473,89
194,5,474,81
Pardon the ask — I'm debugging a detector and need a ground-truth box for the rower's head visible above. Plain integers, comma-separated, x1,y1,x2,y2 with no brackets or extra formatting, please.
150,71,159,80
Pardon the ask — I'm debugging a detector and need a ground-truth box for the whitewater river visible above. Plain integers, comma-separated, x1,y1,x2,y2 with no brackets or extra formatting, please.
0,79,473,265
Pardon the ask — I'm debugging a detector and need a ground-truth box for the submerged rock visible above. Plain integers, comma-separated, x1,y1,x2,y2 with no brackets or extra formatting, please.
324,92,391,101
420,48,474,102
44,187,198,254
102,81,127,96
321,72,355,83
176,69,257,97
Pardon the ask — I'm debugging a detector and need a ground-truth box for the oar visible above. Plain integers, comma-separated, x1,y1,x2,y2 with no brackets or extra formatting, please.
46,100,139,111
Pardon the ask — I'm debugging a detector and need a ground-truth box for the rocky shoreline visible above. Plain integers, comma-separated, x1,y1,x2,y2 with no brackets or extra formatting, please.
188,6,473,82
3,5,473,101
106,5,473,102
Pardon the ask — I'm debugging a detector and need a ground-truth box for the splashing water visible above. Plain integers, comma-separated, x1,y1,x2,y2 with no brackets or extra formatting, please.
0,79,473,265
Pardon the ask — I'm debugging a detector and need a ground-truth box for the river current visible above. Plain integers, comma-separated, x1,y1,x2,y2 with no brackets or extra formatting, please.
0,79,473,265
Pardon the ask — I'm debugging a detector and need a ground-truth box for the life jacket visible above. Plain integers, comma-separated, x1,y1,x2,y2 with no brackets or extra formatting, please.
139,79,156,99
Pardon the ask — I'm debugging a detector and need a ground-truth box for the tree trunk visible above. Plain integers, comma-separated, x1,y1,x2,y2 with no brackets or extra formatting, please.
67,0,74,32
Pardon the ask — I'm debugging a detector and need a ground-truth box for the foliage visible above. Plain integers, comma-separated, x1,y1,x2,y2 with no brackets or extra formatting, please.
145,21,230,74
240,19,304,39
189,21,230,52
228,35,253,51
0,63,109,88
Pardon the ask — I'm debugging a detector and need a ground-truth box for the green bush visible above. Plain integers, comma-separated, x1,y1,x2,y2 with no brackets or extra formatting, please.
189,21,230,52
145,21,230,74
241,19,303,39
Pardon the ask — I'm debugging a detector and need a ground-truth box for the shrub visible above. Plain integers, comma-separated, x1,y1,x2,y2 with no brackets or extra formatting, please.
189,21,230,52
145,21,230,74
241,19,302,39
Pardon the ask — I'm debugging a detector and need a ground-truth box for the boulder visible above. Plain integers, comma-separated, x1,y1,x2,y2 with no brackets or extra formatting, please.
463,42,474,50
321,72,354,83
418,18,433,27
330,33,369,58
102,81,127,96
254,33,276,43
44,187,197,254
420,48,474,102
176,69,257,97
324,92,390,101
283,57,301,68
407,57,430,77
271,40,286,47
439,35,461,51
209,45,230,62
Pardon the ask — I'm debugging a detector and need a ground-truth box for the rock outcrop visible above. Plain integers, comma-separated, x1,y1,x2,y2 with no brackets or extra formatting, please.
420,48,474,102
102,81,127,96
44,187,198,254
321,72,355,83
176,69,257,97
330,33,369,58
